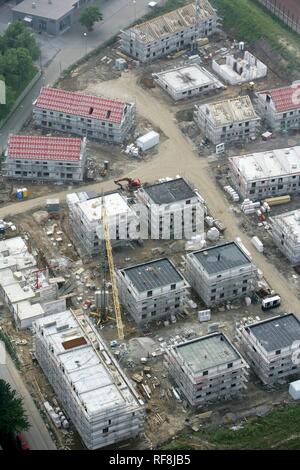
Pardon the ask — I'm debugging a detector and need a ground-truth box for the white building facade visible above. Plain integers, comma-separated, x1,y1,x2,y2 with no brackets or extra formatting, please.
229,146,300,201
194,95,260,145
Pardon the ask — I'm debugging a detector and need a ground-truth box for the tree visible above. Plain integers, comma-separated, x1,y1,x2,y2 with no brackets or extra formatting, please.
79,6,103,32
0,379,30,439
3,21,40,60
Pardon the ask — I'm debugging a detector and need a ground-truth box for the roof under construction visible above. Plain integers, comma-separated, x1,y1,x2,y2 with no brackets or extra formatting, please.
124,1,216,44
143,177,197,204
247,314,300,352
190,241,251,275
201,95,259,126
175,333,240,372
121,258,185,292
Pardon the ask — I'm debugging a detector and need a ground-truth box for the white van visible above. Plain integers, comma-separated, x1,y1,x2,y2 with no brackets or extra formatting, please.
261,295,281,311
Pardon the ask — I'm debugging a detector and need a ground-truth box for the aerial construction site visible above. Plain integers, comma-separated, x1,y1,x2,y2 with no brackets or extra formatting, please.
1,0,300,454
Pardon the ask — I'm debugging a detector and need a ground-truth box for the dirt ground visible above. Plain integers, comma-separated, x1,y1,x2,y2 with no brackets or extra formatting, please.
2,34,300,449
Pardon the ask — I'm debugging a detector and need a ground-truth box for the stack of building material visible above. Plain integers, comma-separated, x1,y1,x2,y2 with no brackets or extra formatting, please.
198,309,211,322
289,380,300,400
206,227,220,241
251,236,264,253
185,235,206,251
205,216,214,227
224,185,239,202
241,199,260,214
125,143,139,157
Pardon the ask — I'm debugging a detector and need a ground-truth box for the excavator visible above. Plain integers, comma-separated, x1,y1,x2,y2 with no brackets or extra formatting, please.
114,177,141,192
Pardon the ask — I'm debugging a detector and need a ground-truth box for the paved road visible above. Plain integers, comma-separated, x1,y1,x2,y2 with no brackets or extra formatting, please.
0,354,56,450
0,0,158,153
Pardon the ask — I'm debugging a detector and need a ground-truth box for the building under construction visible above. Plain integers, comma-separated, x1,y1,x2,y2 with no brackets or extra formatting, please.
136,177,205,240
194,95,261,145
270,209,300,265
185,241,258,307
33,310,145,449
67,191,138,257
120,1,219,63
117,258,189,325
165,333,249,406
153,64,224,101
236,313,300,386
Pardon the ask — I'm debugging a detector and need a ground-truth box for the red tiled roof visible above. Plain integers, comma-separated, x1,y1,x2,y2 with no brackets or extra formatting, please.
35,87,127,124
259,84,300,113
8,135,82,161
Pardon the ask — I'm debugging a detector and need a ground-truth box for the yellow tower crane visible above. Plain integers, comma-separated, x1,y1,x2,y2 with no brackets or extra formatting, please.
102,206,125,341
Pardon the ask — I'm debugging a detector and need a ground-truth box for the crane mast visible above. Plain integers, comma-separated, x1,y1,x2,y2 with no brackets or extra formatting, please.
102,207,125,340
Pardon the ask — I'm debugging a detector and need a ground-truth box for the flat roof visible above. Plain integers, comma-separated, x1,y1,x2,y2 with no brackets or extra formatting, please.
35,87,129,124
12,0,78,21
143,177,197,204
199,95,259,126
77,192,134,222
229,146,300,181
271,209,300,241
247,313,300,352
257,83,300,113
154,64,223,92
34,311,142,415
121,258,185,292
175,333,240,373
7,135,82,161
16,301,44,321
125,1,215,44
190,241,251,275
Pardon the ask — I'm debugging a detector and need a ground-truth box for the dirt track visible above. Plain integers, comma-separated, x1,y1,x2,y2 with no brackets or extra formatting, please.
2,71,300,314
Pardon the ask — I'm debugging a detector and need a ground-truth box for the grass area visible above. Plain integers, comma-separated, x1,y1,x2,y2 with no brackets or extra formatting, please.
163,404,300,450
211,0,300,74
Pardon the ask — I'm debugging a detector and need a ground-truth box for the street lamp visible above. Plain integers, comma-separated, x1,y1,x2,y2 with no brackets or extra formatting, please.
83,32,88,55
133,0,137,22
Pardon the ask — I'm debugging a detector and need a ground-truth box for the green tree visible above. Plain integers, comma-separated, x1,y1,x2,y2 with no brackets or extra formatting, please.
3,21,39,60
0,380,30,438
79,6,103,32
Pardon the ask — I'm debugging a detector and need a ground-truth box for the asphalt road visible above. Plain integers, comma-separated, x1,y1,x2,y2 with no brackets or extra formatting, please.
0,354,56,450
0,0,157,153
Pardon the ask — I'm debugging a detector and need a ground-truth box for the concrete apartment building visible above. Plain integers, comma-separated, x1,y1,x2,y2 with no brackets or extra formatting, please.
33,87,135,144
212,51,267,85
270,209,300,265
229,146,300,201
67,191,138,257
117,258,189,325
120,1,218,63
152,64,224,101
256,83,300,132
0,236,66,329
136,177,205,240
3,135,86,183
185,241,258,307
33,310,144,449
165,333,249,406
237,314,300,385
194,95,260,145
13,0,94,35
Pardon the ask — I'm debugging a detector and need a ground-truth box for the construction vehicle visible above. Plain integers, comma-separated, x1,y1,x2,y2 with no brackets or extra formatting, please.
239,81,256,95
114,177,141,192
